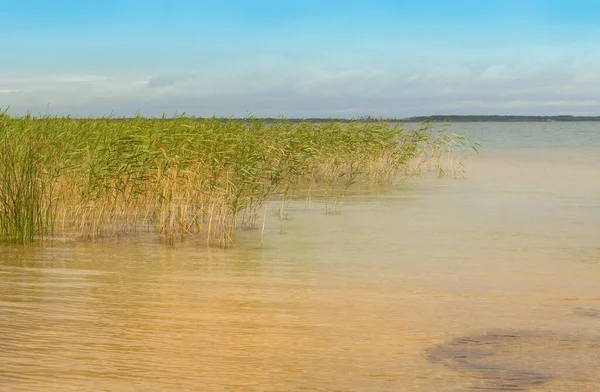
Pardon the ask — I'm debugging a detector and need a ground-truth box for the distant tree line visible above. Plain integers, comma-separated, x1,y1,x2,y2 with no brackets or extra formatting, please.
399,115,600,122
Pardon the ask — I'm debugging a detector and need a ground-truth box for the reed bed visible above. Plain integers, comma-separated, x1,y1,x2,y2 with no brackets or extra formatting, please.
0,112,471,246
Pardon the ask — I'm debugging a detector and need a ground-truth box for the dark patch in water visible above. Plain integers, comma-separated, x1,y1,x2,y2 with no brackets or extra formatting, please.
573,307,600,319
427,329,600,391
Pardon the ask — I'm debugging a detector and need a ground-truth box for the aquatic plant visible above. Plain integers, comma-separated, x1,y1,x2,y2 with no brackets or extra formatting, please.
0,112,470,246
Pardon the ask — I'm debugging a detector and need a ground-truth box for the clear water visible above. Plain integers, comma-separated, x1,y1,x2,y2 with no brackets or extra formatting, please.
1,122,599,391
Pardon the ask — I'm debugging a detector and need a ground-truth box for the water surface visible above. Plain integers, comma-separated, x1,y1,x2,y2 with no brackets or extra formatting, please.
1,122,599,391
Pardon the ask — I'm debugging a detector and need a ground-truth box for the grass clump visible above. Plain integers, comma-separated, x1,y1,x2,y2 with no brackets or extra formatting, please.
0,112,472,246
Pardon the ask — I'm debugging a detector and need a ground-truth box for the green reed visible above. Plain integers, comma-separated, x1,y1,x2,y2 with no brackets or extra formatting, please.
0,113,473,246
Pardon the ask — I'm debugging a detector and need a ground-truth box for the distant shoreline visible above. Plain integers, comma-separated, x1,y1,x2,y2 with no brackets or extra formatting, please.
398,115,600,122
283,115,600,123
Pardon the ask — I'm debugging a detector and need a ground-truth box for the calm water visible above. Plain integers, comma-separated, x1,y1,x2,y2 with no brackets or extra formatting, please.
1,122,599,391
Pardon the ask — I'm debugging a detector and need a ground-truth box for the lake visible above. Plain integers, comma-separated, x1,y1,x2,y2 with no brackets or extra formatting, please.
1,122,599,391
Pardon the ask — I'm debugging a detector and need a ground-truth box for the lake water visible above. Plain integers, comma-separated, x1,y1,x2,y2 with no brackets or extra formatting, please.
1,122,599,391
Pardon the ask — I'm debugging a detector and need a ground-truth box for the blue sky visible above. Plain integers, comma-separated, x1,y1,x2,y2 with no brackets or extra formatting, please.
1,0,599,117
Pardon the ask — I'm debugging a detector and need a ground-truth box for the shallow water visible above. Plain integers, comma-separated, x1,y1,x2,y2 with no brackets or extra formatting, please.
1,122,599,391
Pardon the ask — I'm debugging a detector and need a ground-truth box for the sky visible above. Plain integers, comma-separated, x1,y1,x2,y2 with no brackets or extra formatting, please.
1,0,599,118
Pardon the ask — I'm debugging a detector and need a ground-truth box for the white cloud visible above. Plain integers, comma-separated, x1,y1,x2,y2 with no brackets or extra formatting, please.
0,89,32,93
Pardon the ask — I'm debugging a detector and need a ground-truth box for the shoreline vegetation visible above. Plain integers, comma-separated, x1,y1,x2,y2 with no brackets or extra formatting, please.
0,111,474,247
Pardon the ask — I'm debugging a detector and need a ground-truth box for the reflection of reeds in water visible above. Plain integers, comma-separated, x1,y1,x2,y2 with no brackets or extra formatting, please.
0,113,474,246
